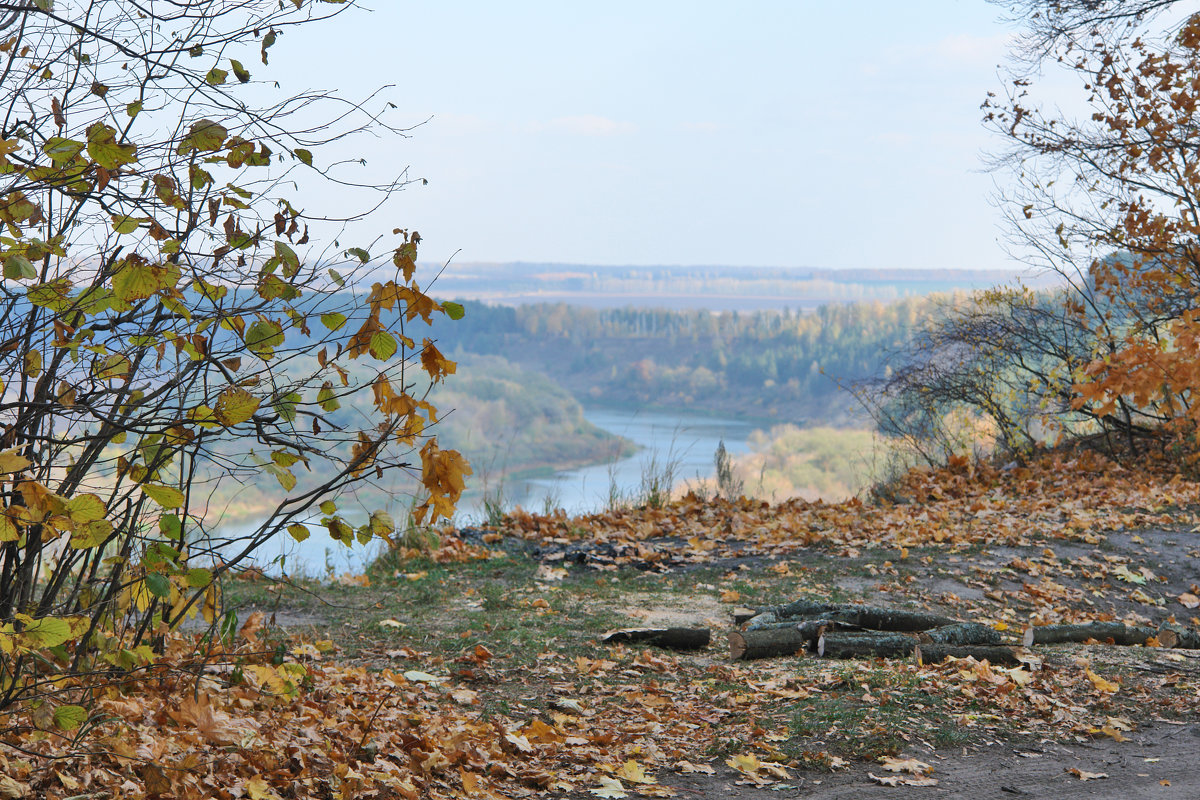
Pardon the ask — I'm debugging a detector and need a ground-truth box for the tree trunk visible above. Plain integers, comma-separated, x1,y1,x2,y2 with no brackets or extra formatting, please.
601,627,710,650
1022,621,1159,647
915,644,1022,666
817,631,920,659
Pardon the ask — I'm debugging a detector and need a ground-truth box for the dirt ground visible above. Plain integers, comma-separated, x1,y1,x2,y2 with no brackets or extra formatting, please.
228,517,1200,799
565,721,1200,799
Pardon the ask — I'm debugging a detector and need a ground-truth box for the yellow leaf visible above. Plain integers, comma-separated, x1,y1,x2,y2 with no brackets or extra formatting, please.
245,776,279,800
616,761,654,785
0,449,30,474
141,484,184,508
214,386,259,426
1086,665,1120,693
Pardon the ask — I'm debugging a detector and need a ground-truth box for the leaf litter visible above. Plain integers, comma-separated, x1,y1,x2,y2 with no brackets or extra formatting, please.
3,449,1200,797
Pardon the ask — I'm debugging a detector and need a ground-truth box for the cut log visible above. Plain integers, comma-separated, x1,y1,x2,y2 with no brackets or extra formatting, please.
818,606,960,633
732,607,759,625
921,622,1003,647
601,627,710,650
728,628,810,660
1156,624,1200,649
915,644,1022,666
817,631,919,659
1022,622,1159,647
751,601,959,632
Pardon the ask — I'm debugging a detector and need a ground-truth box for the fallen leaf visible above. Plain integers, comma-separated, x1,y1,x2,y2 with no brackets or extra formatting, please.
676,761,715,775
869,772,938,787
1085,666,1120,693
880,756,933,774
617,760,654,784
1178,592,1200,609
1067,768,1108,781
591,776,628,798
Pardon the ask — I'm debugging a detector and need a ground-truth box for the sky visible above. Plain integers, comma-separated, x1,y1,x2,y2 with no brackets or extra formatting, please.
271,1,1033,272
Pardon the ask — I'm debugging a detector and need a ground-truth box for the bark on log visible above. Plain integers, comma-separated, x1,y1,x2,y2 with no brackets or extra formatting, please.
602,628,710,650
728,628,811,660
1156,624,1200,649
915,644,1022,666
750,601,958,632
817,606,960,632
817,631,920,659
1022,622,1159,647
921,622,1003,647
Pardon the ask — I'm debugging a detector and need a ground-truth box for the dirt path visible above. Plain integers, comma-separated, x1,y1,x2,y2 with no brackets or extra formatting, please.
554,721,1200,799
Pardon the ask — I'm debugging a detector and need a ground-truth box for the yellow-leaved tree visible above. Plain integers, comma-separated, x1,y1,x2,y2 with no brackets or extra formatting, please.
0,1,467,714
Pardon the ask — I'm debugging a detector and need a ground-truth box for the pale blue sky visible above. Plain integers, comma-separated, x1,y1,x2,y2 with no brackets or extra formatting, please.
274,2,1025,271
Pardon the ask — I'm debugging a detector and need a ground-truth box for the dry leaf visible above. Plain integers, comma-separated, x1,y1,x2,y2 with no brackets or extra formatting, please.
591,776,628,798
1067,768,1108,781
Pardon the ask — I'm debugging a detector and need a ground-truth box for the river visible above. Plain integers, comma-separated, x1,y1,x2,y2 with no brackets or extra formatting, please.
237,407,756,576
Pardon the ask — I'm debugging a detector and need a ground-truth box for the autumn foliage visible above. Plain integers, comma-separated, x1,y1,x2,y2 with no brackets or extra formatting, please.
983,10,1200,458
0,1,467,718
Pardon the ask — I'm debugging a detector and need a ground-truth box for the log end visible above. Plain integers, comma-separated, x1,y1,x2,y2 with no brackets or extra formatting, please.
728,631,748,661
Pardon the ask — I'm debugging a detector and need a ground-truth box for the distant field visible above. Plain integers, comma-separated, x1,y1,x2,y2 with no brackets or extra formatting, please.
426,261,1058,311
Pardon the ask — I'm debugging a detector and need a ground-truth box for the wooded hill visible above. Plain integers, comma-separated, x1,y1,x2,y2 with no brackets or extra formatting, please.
423,296,942,424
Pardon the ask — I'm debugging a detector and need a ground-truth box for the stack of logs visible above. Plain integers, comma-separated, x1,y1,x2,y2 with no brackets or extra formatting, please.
601,598,1200,666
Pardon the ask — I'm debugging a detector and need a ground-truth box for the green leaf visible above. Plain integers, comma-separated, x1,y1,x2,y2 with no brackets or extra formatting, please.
368,331,398,361
186,568,213,588
346,247,370,264
205,67,228,85
111,214,141,235
126,101,143,119
33,0,53,12
53,704,86,731
231,59,250,83
266,464,297,491
260,29,277,65
4,255,36,280
328,268,344,287
246,319,284,355
142,484,185,508
85,123,138,170
443,301,465,320
294,148,313,166
317,382,340,412
320,312,347,331
144,573,171,599
319,500,337,515
176,119,227,154
274,241,299,274
42,137,85,164
287,523,310,543
92,353,131,381
159,514,182,540
65,494,106,523
20,617,72,649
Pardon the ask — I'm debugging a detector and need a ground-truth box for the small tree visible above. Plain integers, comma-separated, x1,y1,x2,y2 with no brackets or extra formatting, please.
986,7,1200,457
0,1,468,713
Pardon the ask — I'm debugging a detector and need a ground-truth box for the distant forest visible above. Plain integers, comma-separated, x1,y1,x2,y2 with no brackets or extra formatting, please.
427,262,1049,312
425,296,944,424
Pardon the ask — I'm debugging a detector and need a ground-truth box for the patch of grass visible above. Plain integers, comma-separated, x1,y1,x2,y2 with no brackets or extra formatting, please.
785,665,965,760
